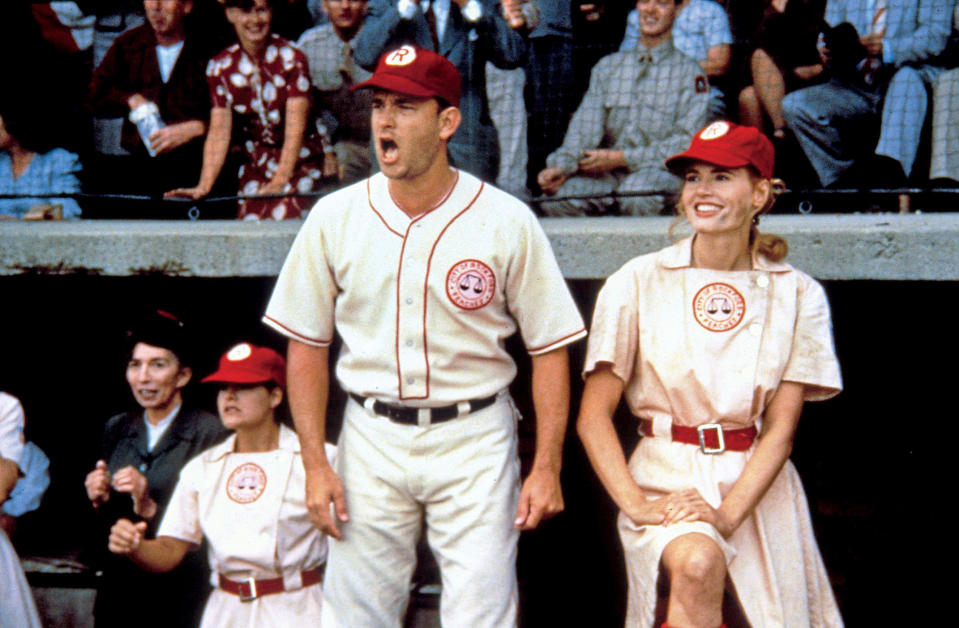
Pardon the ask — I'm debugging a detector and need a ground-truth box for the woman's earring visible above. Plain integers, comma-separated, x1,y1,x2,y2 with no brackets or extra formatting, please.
752,214,760,226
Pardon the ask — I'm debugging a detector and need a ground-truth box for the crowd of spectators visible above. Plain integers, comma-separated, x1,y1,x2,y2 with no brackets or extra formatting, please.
3,0,959,220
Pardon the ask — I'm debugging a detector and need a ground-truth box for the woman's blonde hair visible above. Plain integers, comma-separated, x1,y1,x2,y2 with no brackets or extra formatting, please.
670,172,789,263
752,177,788,262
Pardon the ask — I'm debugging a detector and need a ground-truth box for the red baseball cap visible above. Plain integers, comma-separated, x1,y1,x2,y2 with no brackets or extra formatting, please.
351,45,461,107
666,121,775,179
202,343,286,388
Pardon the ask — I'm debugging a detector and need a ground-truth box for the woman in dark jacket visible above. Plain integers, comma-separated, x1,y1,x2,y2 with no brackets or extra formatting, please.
84,309,227,628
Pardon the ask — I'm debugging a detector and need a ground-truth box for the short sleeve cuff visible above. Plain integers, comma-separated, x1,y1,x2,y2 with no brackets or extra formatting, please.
528,328,587,356
262,315,332,347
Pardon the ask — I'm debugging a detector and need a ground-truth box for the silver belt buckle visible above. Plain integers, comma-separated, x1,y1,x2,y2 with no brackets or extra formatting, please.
697,423,725,454
239,577,258,602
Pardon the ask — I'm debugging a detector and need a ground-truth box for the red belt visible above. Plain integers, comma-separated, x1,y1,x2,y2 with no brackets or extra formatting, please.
639,420,757,454
219,567,322,602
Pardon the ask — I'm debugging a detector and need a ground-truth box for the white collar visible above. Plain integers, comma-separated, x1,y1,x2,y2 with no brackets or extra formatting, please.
206,423,301,461
660,236,792,273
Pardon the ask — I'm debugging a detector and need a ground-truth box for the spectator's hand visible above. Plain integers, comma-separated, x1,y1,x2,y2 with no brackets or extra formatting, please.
112,466,158,520
324,152,340,180
112,466,147,502
579,3,602,21
127,94,149,110
860,33,883,57
793,64,824,81
149,121,204,155
578,149,626,175
165,185,211,200
85,460,111,507
817,44,831,66
304,465,348,540
514,466,564,530
537,167,567,195
108,519,147,555
258,179,290,197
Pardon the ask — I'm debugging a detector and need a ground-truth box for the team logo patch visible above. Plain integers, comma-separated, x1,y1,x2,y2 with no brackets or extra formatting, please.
692,282,745,332
446,259,495,310
386,45,416,66
226,462,267,504
700,121,730,140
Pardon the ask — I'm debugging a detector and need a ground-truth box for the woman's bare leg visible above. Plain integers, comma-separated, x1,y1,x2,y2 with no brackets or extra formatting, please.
751,48,787,138
661,533,726,628
738,85,764,129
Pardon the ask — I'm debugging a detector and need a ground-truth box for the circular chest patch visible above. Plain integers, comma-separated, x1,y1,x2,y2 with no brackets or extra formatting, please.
692,283,746,332
446,260,496,310
226,462,267,504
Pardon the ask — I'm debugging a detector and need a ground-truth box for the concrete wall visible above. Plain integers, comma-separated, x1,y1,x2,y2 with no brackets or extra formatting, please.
4,213,959,280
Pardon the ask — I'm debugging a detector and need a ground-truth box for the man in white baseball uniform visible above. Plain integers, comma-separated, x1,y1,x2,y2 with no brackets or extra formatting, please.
263,44,586,627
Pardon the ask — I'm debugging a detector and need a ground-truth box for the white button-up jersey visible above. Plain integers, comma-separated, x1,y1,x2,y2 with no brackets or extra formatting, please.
264,170,586,405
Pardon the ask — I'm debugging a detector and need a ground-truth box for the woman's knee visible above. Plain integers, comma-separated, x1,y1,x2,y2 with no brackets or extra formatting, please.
664,535,726,589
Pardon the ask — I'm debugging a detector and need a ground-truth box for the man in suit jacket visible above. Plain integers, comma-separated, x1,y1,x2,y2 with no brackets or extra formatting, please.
782,0,955,187
354,0,525,182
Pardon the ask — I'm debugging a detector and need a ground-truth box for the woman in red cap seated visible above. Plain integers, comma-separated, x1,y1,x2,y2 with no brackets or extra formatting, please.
576,121,843,628
107,342,336,627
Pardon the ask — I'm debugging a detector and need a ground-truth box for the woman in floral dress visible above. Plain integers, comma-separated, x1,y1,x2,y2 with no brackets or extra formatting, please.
168,0,335,219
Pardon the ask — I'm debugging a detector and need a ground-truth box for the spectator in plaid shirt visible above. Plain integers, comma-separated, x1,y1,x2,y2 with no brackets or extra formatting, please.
538,0,708,216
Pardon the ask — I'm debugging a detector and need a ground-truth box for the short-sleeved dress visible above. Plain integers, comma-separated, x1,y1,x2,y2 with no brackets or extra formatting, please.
584,237,843,628
0,392,42,628
207,34,329,220
158,424,335,628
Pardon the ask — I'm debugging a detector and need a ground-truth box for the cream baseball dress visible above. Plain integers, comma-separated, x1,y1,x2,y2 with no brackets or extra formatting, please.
158,425,335,627
584,237,843,627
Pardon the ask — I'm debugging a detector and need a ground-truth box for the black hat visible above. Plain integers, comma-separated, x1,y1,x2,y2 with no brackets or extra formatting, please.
124,309,192,366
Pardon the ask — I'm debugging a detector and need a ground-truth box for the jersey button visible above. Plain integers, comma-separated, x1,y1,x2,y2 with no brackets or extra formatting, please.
407,377,414,385
406,340,413,347
756,275,769,288
406,297,413,304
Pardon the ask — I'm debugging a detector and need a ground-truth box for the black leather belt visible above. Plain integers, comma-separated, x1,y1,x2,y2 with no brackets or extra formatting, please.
349,393,497,425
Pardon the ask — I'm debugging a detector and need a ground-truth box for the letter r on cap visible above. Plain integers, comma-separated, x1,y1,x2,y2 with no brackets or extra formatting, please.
386,45,416,66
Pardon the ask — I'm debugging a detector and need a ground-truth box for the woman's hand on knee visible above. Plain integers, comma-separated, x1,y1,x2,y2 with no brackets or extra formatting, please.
623,496,671,527
664,489,736,537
